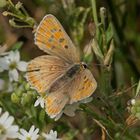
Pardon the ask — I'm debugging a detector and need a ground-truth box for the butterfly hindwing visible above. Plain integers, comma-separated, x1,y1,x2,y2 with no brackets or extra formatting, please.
69,69,97,104
26,55,70,93
45,88,69,118
44,67,97,117
35,14,80,63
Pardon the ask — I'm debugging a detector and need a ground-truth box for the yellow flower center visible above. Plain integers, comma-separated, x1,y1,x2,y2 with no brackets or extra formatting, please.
26,137,31,140
9,61,17,70
0,124,6,135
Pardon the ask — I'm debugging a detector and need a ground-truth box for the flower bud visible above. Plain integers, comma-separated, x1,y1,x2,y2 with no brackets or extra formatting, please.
16,88,23,97
25,83,31,91
2,11,8,16
15,2,22,10
11,93,20,104
21,93,32,106
25,17,35,26
39,110,46,123
91,38,104,61
130,99,140,120
9,19,16,27
104,39,114,66
100,7,107,29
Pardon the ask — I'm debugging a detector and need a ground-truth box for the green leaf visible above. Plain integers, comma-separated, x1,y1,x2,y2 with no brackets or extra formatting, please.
106,22,113,44
12,41,23,50
39,109,45,123
136,80,140,97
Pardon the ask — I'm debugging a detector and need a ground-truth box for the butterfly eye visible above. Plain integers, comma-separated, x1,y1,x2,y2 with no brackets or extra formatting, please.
82,63,88,69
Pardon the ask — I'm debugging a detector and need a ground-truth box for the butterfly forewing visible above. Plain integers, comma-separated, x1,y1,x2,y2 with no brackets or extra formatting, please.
26,55,70,93
35,14,80,63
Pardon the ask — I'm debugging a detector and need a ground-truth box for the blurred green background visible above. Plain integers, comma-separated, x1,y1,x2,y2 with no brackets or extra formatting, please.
0,0,140,139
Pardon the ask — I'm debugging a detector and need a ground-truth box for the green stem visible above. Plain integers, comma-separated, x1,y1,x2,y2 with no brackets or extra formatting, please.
100,67,112,96
80,104,116,128
91,0,99,39
11,24,33,28
107,0,140,78
21,6,29,16
7,0,14,7
3,11,24,20
80,104,126,138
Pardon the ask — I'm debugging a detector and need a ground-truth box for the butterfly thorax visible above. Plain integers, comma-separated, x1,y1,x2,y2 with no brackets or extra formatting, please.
48,62,87,93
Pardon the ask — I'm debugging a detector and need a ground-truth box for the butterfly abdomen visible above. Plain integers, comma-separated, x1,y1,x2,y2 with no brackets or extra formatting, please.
48,64,81,93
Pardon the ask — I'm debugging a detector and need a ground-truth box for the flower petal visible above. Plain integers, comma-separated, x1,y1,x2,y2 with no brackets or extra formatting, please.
20,128,28,136
34,99,39,107
40,99,45,108
29,125,35,135
6,129,19,138
33,128,39,136
43,130,60,140
8,125,19,132
15,50,20,62
9,69,19,82
4,116,14,129
0,112,9,124
8,51,20,62
32,134,39,140
18,133,26,140
17,61,28,72
0,57,9,70
32,128,39,139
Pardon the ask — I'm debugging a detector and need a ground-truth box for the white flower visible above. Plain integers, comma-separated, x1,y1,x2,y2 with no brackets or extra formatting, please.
43,130,60,140
0,107,19,140
130,99,136,105
52,97,93,121
0,50,28,82
18,125,39,140
34,96,45,108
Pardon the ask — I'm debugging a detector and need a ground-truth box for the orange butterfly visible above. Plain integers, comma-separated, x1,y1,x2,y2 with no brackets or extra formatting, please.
26,14,97,118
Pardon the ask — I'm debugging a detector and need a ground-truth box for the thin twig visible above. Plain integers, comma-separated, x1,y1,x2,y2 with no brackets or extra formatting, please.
109,83,137,98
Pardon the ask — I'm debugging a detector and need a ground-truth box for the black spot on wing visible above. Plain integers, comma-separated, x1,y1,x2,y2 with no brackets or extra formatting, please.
64,45,68,49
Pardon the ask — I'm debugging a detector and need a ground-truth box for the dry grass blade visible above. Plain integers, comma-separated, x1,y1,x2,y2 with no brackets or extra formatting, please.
93,119,113,140
126,115,138,127
101,128,106,140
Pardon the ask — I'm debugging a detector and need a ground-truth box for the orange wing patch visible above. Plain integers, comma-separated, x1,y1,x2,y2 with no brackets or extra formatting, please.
35,14,80,63
70,69,97,104
26,55,70,94
72,79,94,101
45,90,69,117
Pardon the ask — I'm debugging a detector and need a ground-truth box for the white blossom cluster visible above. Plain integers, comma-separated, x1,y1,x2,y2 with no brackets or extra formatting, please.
0,50,27,82
0,108,60,140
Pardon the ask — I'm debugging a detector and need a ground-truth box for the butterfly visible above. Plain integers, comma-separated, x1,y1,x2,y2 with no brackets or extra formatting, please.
26,14,97,118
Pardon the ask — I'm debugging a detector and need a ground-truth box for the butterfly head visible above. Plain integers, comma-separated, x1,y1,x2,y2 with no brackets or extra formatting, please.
81,62,88,69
